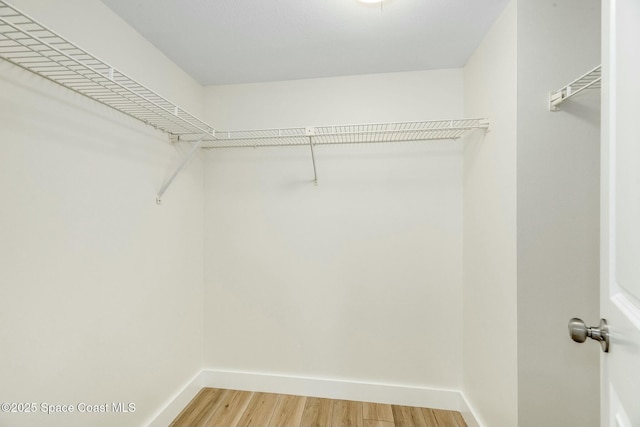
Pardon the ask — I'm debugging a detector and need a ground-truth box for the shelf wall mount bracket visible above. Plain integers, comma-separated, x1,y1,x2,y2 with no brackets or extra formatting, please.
549,65,602,111
156,133,210,205
478,118,491,131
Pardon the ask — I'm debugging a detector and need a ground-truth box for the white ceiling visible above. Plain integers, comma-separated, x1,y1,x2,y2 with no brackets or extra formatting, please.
100,0,509,86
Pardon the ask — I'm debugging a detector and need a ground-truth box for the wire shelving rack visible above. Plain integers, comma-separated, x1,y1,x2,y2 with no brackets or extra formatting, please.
202,119,489,149
0,0,489,199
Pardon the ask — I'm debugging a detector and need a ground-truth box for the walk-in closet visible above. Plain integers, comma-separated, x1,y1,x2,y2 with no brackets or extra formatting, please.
2,1,634,426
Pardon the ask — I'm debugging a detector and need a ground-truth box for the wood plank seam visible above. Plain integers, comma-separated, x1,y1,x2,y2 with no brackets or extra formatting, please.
170,388,467,427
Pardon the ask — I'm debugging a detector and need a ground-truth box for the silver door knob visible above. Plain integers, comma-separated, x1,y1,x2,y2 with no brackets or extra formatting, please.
568,318,609,353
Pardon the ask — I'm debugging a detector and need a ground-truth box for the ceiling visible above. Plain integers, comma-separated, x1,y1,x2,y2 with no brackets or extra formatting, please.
100,0,509,86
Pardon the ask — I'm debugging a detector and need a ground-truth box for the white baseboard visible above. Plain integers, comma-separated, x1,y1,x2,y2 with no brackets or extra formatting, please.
146,371,206,427
460,392,484,427
200,369,464,411
148,369,480,427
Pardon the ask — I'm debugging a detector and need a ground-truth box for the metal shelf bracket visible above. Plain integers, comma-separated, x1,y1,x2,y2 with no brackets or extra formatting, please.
156,133,210,205
305,127,319,185
549,65,601,111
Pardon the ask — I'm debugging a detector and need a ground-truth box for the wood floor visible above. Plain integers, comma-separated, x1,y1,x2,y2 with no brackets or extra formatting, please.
170,388,467,427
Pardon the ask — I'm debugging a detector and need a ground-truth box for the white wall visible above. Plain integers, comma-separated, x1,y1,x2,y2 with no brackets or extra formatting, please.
202,70,466,395
463,2,519,426
0,1,205,426
516,1,601,426
464,1,601,425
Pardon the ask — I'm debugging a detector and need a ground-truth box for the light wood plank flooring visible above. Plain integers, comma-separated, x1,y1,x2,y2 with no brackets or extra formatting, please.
170,388,467,427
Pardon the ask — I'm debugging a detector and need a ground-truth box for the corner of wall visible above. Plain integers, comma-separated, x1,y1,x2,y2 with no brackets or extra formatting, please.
462,0,519,425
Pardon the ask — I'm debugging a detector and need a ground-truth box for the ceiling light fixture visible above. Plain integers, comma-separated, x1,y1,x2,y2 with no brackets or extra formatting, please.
356,0,386,11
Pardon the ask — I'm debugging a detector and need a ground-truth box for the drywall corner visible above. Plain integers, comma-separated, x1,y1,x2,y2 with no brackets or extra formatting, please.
463,0,519,426
145,371,205,427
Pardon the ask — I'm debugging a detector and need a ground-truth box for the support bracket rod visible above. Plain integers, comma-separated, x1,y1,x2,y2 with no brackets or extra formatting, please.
306,128,318,185
156,134,207,204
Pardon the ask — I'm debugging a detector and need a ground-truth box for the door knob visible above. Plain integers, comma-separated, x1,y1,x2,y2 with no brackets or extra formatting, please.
568,318,609,353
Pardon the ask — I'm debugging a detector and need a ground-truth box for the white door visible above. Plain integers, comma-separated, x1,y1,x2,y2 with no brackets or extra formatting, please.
601,0,640,426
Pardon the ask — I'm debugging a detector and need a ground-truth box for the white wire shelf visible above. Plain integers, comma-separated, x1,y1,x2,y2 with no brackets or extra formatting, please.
201,119,489,149
0,0,215,137
549,65,601,111
0,0,490,198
